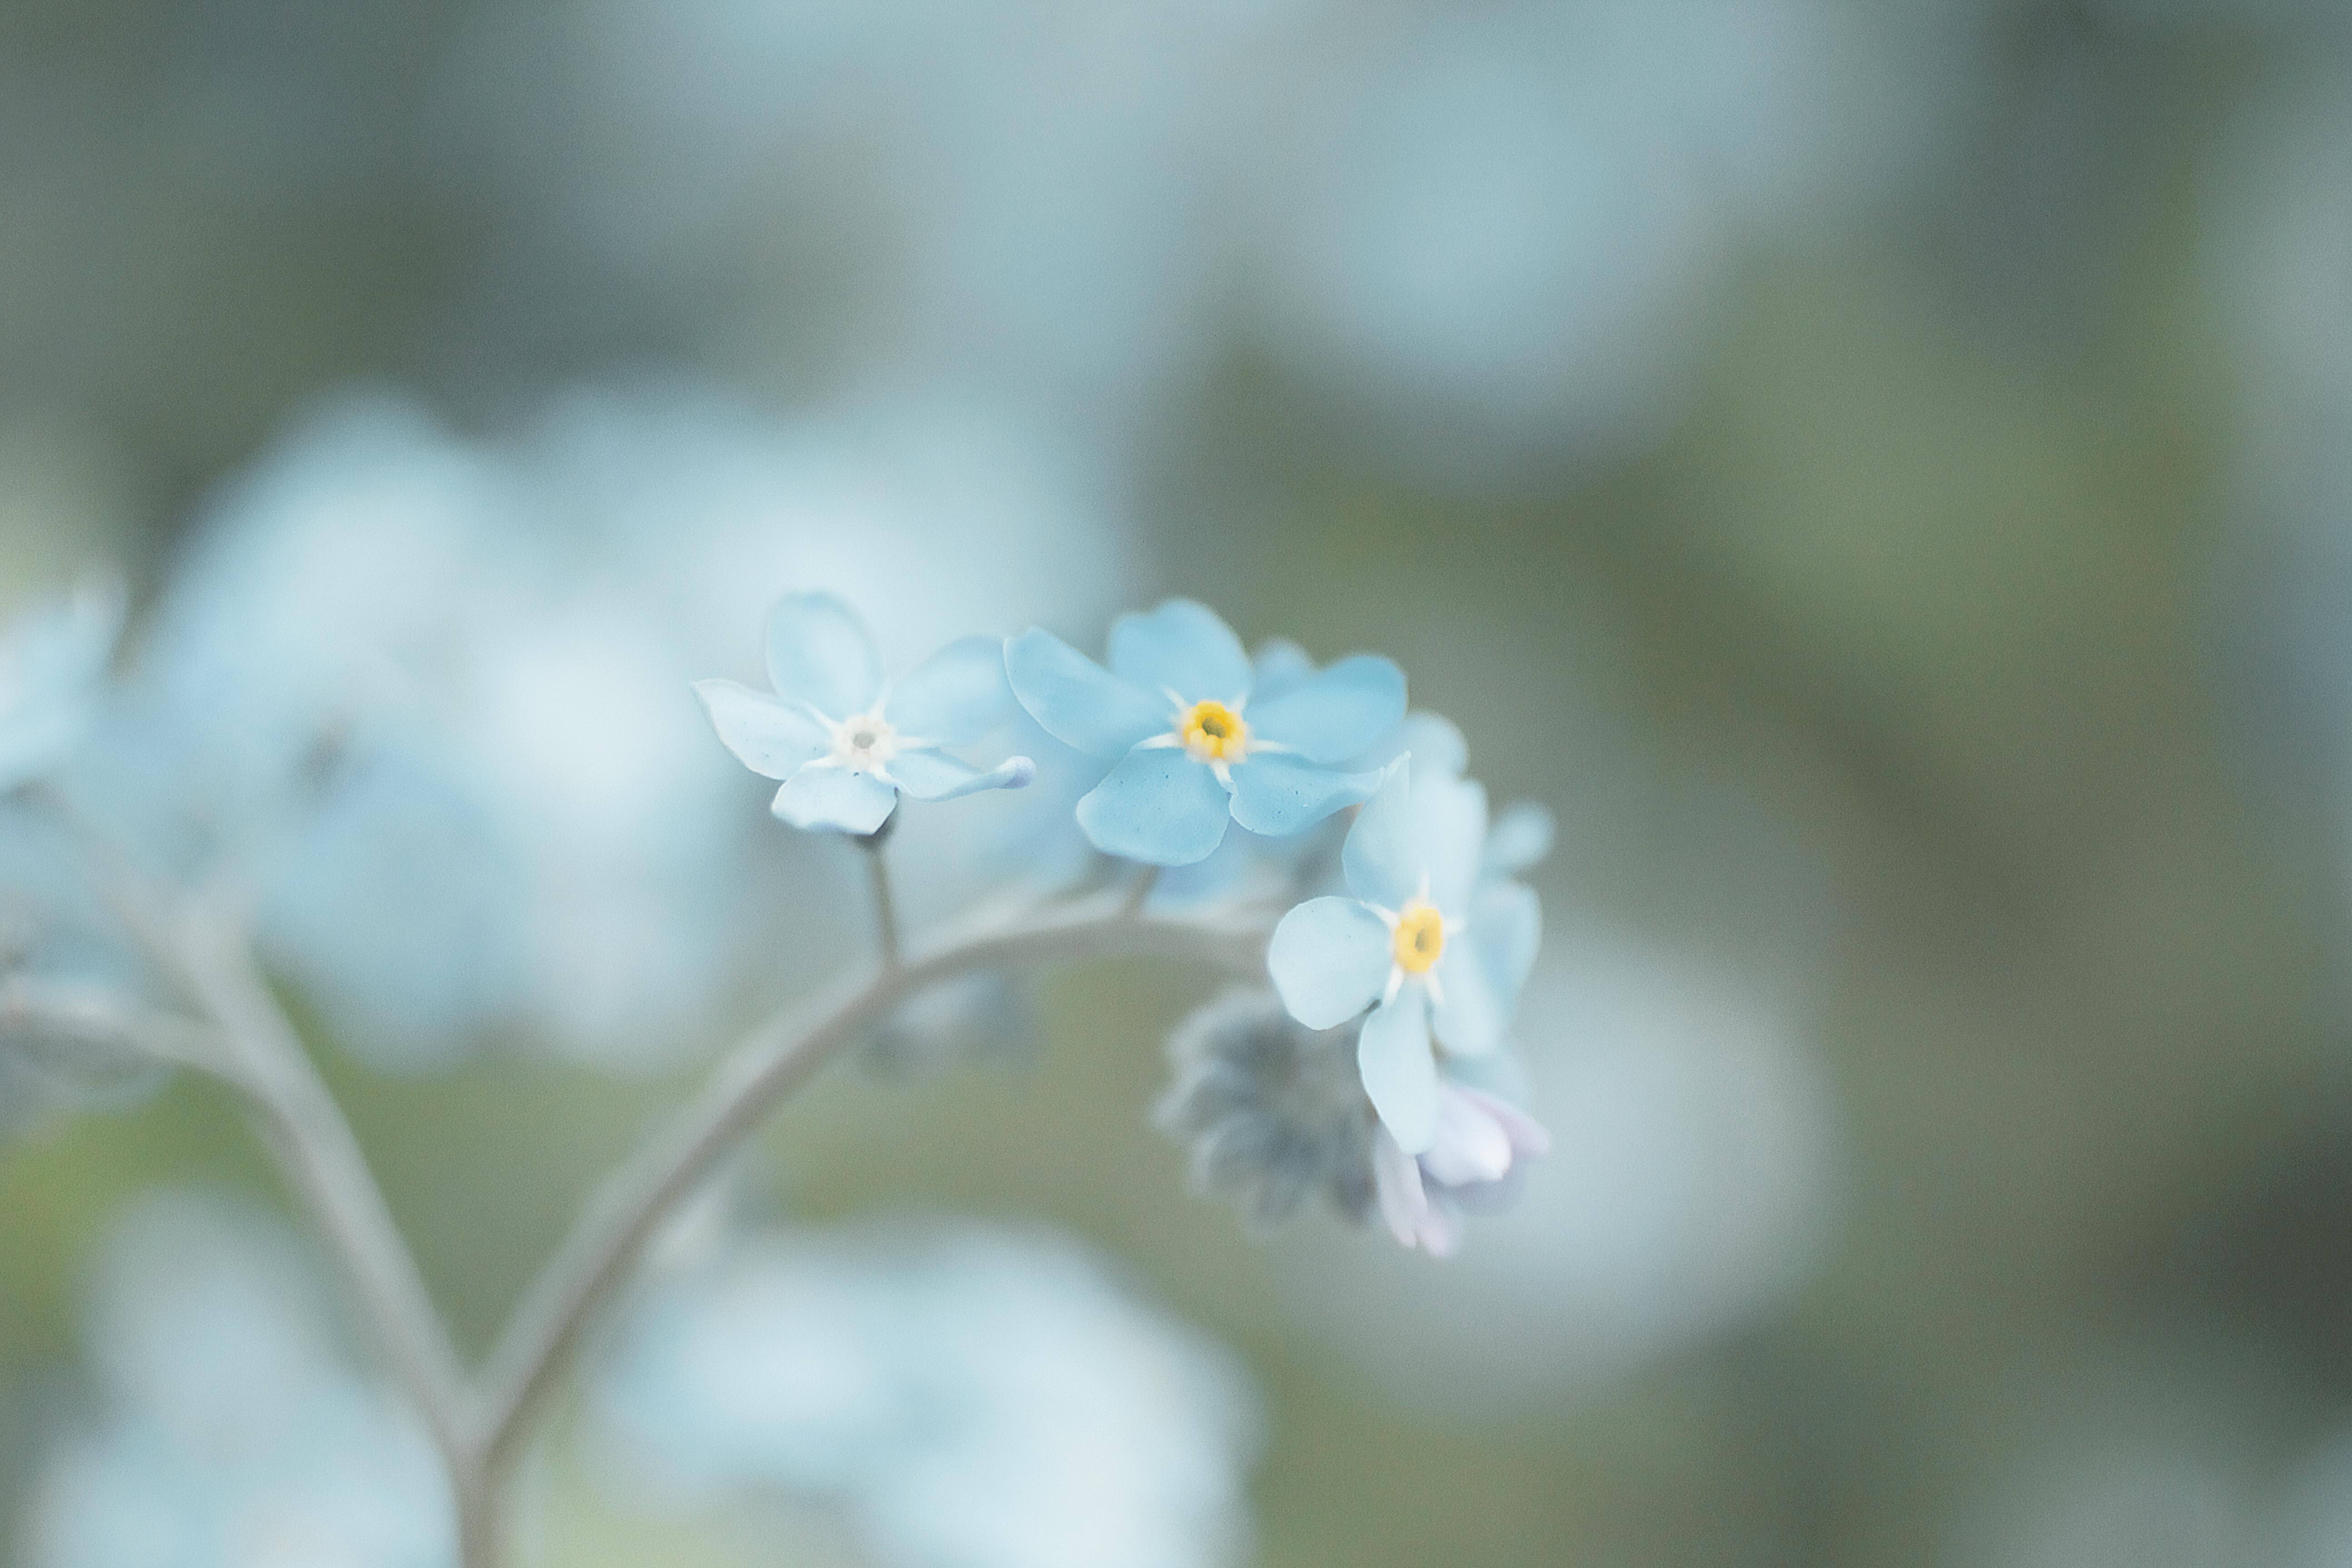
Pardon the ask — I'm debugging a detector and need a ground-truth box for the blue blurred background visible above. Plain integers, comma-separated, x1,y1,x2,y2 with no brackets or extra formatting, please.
9,0,2352,1563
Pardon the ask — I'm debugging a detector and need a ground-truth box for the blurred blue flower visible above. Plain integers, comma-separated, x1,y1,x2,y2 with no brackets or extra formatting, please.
1267,758,1538,1153
0,581,121,794
596,1220,1260,1568
1370,1083,1551,1258
1006,600,1401,866
23,1190,455,1568
698,593,1036,836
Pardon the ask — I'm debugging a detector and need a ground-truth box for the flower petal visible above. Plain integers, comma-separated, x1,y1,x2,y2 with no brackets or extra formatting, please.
1107,599,1251,705
1005,628,1169,759
1357,711,1468,777
1421,1085,1516,1187
886,747,1036,802
1250,637,1317,700
884,636,1012,745
1371,1124,1430,1249
1074,746,1232,865
1455,1086,1552,1160
1245,655,1406,764
1470,879,1540,1016
1416,1199,1464,1257
1431,933,1506,1058
771,764,897,834
1417,773,1490,915
1341,758,1419,909
1268,896,1392,1029
766,592,884,719
694,679,830,780
1484,800,1555,875
1226,753,1382,838
1357,988,1439,1152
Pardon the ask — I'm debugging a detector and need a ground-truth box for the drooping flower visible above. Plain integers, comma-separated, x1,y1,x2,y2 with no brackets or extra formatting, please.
1004,600,1404,866
0,580,122,794
1154,988,1375,1229
697,593,1035,835
1370,1082,1550,1257
1265,757,1540,1153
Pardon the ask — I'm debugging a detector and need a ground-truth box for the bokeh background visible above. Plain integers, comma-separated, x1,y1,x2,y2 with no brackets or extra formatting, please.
7,0,2352,1563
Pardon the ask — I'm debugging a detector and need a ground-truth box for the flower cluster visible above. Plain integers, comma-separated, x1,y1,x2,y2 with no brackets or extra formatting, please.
698,594,1552,1254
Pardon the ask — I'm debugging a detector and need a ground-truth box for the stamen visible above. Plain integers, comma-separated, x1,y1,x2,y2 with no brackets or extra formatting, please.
1391,900,1445,975
1178,700,1250,764
831,712,901,771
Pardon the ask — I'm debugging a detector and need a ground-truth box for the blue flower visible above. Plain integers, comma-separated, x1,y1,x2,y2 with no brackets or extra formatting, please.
1370,1083,1550,1257
1266,757,1540,1153
1004,600,1404,866
0,580,121,794
696,593,1034,836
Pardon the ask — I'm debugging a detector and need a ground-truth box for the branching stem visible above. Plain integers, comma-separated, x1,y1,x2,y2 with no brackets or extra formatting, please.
471,892,1264,1492
30,788,1270,1568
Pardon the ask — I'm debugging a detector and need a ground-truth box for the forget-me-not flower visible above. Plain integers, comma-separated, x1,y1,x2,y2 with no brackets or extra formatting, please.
0,580,121,794
698,593,1035,836
1266,757,1537,1152
1005,600,1404,866
1371,1083,1550,1257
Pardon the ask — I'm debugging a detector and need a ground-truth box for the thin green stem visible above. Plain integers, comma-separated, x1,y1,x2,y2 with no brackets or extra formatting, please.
25,789,485,1540
862,836,902,972
471,893,1264,1484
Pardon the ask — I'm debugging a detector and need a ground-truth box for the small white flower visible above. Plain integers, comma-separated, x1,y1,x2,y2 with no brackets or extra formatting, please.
696,593,1034,836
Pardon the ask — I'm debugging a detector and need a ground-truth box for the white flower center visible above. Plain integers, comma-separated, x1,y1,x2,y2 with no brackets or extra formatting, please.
831,711,900,771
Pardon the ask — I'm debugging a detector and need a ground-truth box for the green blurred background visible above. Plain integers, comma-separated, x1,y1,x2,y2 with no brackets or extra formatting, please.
9,1,2352,1563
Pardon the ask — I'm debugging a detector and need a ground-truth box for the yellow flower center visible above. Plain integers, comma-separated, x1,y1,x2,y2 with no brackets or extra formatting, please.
1180,700,1249,764
1392,901,1445,975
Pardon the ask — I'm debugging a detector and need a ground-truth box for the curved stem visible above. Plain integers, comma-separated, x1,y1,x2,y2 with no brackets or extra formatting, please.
171,907,479,1482
0,979,224,1079
472,895,1264,1484
24,792,485,1536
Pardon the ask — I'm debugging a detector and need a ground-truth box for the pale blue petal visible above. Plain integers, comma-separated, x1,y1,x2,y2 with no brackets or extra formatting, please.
1106,599,1251,704
1421,1088,1515,1187
1227,752,1382,838
1430,934,1504,1057
1484,800,1554,875
884,636,1011,745
1250,638,1317,700
1268,896,1392,1028
694,679,829,780
1372,1125,1430,1248
886,747,1035,802
771,764,897,834
1245,655,1405,764
1341,759,1418,909
1358,989,1438,1153
1418,774,1490,915
1073,746,1232,865
0,582,121,791
766,593,884,719
1470,880,1540,1015
1357,711,1468,777
1458,1085,1552,1159
1005,629,1169,759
